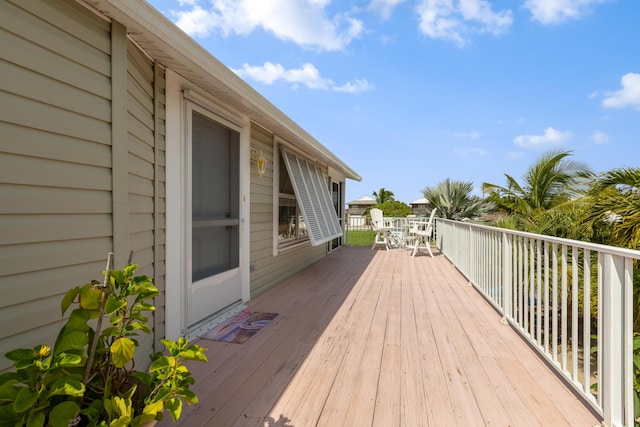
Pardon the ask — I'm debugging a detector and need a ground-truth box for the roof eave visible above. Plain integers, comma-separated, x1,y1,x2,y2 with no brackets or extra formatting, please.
80,0,361,182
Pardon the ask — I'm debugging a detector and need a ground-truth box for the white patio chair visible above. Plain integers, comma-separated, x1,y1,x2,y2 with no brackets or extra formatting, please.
412,208,437,258
403,219,420,250
370,208,393,250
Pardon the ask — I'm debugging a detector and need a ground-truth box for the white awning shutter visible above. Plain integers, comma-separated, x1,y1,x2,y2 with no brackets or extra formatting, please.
281,149,343,246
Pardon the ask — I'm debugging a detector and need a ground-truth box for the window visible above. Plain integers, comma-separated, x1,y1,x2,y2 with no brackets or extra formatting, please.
278,152,308,247
277,146,343,249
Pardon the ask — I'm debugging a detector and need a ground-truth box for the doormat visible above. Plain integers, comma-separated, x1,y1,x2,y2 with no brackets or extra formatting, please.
202,310,278,344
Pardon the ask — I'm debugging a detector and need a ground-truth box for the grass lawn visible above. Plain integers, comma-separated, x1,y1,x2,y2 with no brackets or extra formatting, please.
345,229,376,247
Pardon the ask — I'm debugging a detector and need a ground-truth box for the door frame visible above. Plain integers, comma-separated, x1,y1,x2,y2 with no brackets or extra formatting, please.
165,70,251,340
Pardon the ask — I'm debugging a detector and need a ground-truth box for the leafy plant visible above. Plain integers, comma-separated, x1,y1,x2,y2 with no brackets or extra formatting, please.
0,256,207,427
0,344,84,427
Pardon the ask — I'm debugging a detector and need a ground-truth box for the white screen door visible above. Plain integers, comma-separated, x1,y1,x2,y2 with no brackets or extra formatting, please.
187,105,241,327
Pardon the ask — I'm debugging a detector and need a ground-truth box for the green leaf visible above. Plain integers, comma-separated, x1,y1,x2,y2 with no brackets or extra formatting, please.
175,388,197,405
79,285,103,311
0,405,21,425
143,400,163,417
52,353,82,368
110,416,133,427
110,338,135,368
148,356,171,373
129,313,149,323
13,387,39,413
109,315,124,325
129,322,150,334
123,264,139,279
110,270,126,288
48,401,80,427
26,410,45,427
64,309,91,332
4,348,35,363
165,397,182,422
61,286,81,316
54,331,88,356
48,377,85,397
133,303,155,313
0,378,19,402
105,296,126,315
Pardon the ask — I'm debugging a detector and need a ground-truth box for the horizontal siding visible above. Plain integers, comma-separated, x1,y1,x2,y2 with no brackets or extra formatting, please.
0,214,112,245
2,1,111,94
0,91,111,144
0,184,112,214
249,125,327,299
0,0,114,371
0,152,112,190
0,261,107,308
0,237,113,278
126,39,166,357
0,60,111,122
0,122,111,167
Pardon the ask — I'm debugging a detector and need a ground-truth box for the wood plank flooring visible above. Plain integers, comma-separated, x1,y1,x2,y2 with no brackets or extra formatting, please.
160,246,602,427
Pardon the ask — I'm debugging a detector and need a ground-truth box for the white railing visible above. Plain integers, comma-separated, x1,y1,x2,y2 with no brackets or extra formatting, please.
436,218,640,427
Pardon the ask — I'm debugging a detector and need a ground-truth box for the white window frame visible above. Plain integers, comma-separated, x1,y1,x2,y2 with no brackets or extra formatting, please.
273,140,310,254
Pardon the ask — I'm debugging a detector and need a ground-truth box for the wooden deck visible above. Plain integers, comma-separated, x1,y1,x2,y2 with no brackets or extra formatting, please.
162,246,602,426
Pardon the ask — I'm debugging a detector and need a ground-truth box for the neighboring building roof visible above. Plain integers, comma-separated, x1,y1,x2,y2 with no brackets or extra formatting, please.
83,0,361,182
347,195,376,205
411,198,430,205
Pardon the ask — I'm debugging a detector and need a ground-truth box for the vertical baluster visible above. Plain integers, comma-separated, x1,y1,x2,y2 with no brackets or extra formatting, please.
544,241,550,354
583,249,591,397
524,238,529,333
552,242,558,363
597,253,603,408
519,237,524,328
529,238,535,338
562,244,568,371
537,239,542,345
572,246,579,382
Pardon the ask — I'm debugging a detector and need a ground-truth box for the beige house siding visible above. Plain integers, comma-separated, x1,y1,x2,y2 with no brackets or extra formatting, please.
0,0,166,369
125,39,167,353
249,125,326,299
1,0,355,371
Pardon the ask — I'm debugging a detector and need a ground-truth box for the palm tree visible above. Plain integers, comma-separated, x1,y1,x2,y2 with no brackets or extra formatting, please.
372,188,395,204
422,179,490,220
482,149,593,236
583,167,640,249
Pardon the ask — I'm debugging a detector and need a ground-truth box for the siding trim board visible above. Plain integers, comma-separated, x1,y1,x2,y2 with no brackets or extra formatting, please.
111,20,129,268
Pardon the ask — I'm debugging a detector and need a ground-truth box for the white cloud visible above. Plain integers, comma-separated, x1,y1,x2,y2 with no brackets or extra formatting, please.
592,130,610,144
369,0,406,19
513,127,573,148
332,79,376,94
416,0,513,47
602,73,640,110
171,0,364,51
233,62,375,93
524,0,608,25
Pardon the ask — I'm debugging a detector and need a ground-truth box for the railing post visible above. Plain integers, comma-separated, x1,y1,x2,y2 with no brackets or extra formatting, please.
600,253,626,427
501,231,511,323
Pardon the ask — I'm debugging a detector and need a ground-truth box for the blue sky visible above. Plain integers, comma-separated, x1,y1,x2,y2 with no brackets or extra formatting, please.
147,0,640,205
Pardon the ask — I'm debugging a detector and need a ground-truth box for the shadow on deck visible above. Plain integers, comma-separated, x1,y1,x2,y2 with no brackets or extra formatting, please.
162,246,602,427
